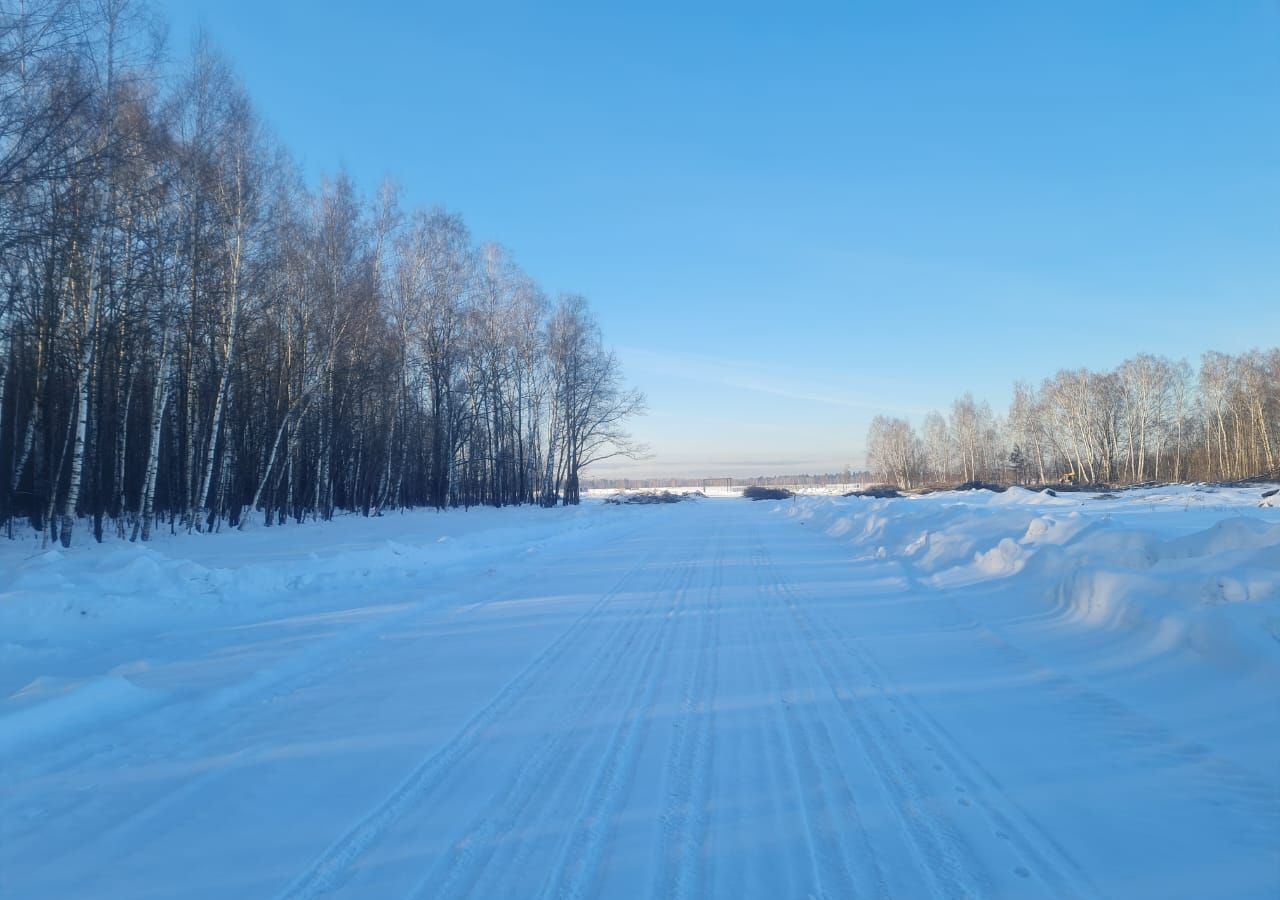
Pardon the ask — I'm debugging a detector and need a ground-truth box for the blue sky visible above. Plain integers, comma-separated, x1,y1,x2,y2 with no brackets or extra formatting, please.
160,1,1279,477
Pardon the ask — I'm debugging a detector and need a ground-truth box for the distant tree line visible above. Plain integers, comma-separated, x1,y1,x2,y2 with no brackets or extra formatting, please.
582,472,870,491
0,1,643,546
867,350,1279,489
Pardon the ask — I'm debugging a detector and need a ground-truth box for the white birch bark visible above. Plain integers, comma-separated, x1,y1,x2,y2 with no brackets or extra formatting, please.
59,268,99,548
135,324,172,541
196,237,240,521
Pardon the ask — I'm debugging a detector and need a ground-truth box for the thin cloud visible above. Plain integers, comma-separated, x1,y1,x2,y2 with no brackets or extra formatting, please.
617,345,931,416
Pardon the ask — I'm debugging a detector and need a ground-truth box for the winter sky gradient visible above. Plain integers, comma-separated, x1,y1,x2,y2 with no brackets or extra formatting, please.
160,1,1279,476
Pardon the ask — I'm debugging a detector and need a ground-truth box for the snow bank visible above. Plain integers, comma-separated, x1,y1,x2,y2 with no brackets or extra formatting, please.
0,672,163,757
0,504,638,641
0,502,668,765
782,485,1280,674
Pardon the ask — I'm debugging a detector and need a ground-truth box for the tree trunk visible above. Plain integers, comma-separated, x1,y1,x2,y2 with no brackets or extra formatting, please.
60,273,99,548
135,327,172,542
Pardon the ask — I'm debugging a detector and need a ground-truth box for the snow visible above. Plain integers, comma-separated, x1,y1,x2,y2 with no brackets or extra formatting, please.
585,483,864,499
2,485,1278,898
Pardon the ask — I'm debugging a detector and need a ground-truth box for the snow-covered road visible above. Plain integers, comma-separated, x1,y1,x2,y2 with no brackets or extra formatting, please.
3,489,1278,898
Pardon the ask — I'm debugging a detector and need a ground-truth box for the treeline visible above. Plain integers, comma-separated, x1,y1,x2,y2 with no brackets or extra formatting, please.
583,472,871,491
867,350,1279,489
0,1,643,546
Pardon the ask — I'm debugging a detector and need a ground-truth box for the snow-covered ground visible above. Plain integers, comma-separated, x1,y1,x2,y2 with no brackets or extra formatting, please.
585,483,863,499
2,485,1278,898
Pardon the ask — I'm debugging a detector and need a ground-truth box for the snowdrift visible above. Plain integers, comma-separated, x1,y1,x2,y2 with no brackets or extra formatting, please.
0,503,655,752
0,504,641,639
780,485,1280,677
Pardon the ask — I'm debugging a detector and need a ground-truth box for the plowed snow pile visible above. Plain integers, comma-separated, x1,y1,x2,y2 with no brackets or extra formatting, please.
791,486,1280,682
1,486,1277,899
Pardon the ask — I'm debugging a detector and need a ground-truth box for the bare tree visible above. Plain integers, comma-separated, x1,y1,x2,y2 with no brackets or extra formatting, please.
0,2,645,543
867,348,1278,492
866,415,923,489
542,295,644,505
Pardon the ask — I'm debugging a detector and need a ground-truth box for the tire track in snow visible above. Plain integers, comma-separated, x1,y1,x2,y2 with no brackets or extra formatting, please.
12,538,599,851
14,603,420,784
768,550,1092,898
13,517,652,789
8,603,434,872
945,600,1280,847
748,539,888,900
790,501,1277,896
21,544,613,876
402,537,700,900
653,533,723,900
725,541,799,899
897,541,1279,857
532,532,710,900
752,536,996,899
473,532,718,897
813,618,1105,899
272,539,669,900
895,523,1279,851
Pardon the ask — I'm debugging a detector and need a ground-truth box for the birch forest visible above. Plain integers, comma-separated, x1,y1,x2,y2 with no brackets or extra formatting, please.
867,349,1280,490
0,1,644,546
